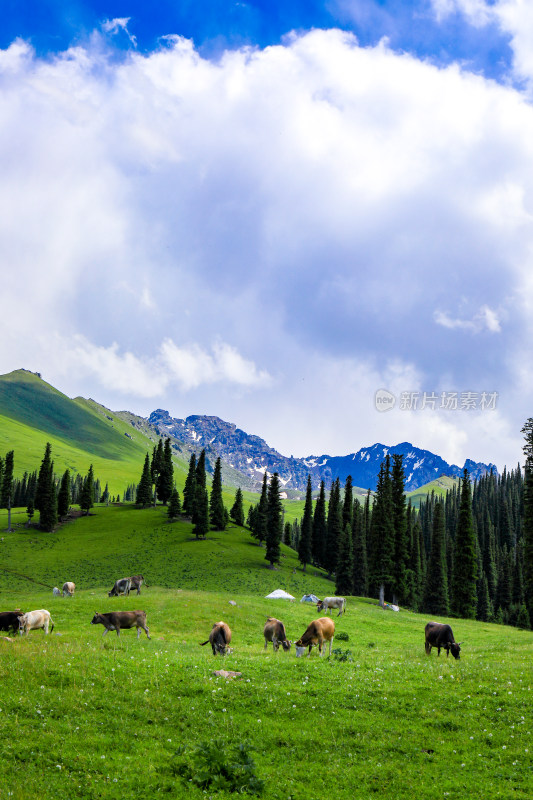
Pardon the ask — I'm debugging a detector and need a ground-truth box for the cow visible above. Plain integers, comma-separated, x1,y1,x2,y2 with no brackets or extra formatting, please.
424,621,462,660
19,610,54,636
52,587,61,597
108,578,131,597
128,575,146,595
263,617,291,652
200,621,232,655
295,617,335,657
90,611,151,639
317,596,346,616
62,581,75,597
0,610,24,634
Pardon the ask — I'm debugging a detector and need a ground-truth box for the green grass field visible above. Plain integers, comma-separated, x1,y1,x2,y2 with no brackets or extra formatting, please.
0,505,532,799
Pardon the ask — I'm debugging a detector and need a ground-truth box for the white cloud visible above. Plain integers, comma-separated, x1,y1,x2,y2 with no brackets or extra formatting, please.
101,18,137,47
0,29,531,469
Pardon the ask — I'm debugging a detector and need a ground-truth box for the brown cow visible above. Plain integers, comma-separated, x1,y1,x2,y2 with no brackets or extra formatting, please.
263,617,291,652
200,621,232,655
425,621,461,659
90,611,151,639
295,617,335,657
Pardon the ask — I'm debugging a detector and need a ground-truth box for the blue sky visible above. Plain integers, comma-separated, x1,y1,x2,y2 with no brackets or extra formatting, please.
1,1,533,470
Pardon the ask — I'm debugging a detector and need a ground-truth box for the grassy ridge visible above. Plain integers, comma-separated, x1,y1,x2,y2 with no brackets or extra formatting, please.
0,586,531,800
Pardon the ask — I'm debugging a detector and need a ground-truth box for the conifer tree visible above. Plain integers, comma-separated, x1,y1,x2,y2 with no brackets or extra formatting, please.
193,484,209,539
369,457,395,606
210,457,226,531
151,439,164,506
193,450,207,525
406,503,422,610
80,465,95,516
325,478,342,577
230,487,245,526
26,498,35,527
265,473,283,568
35,443,53,514
391,454,409,605
521,418,533,627
1,450,14,509
298,475,313,571
168,488,182,520
39,460,57,532
137,454,153,507
312,480,327,568
336,523,354,596
423,501,449,615
352,500,368,597
283,521,292,546
57,469,71,519
157,438,174,505
0,456,3,503
477,574,492,621
342,475,353,531
252,473,268,543
451,469,478,618
182,453,197,517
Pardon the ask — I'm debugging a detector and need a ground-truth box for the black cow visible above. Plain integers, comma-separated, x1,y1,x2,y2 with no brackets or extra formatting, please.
108,578,131,597
0,610,24,634
425,621,462,659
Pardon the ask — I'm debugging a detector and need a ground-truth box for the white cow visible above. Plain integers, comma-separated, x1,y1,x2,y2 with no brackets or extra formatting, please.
62,582,75,597
19,609,55,635
52,587,61,596
316,597,346,616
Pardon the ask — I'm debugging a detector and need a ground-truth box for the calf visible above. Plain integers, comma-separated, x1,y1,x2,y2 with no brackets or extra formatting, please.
128,575,145,595
19,609,54,636
317,596,346,616
52,587,61,597
108,578,131,597
0,610,24,634
295,617,335,657
424,621,462,660
90,610,151,639
62,581,75,597
200,621,232,655
263,617,291,652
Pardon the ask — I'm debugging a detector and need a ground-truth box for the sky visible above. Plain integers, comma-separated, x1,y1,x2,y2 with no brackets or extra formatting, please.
1,1,533,471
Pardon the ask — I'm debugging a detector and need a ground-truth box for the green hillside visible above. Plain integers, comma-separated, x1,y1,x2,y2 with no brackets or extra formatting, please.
0,369,191,496
406,475,460,508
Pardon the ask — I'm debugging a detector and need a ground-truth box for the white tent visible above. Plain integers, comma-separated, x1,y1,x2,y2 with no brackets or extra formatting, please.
265,589,295,600
300,594,319,603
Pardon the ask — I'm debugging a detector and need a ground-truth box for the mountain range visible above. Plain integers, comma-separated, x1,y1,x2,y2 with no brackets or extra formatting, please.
148,408,497,492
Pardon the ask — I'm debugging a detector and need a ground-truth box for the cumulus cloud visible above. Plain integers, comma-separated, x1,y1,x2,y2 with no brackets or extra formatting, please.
0,28,531,467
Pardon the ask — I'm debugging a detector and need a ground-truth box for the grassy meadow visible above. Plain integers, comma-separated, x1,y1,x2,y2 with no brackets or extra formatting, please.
0,505,532,799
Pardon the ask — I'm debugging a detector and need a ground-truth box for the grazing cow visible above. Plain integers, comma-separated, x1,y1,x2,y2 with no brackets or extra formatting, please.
128,575,145,595
295,617,335,657
200,621,232,655
108,578,131,597
90,610,151,639
263,617,291,652
19,609,54,636
424,621,462,660
316,597,346,616
0,610,24,634
52,587,61,597
62,581,75,597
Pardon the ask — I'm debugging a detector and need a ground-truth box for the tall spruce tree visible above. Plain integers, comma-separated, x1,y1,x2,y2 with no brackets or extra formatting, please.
1,450,14,531
57,469,71,519
137,454,153,507
253,473,268,543
391,454,409,605
168,488,182,520
35,443,53,514
182,453,197,517
423,501,449,615
521,419,533,627
210,457,226,531
80,465,95,516
265,473,283,568
298,475,313,571
193,450,209,538
336,523,354,596
325,478,342,577
230,487,245,526
369,457,395,606
342,475,353,530
151,440,164,506
157,438,174,505
312,481,327,568
451,469,478,618
352,499,368,597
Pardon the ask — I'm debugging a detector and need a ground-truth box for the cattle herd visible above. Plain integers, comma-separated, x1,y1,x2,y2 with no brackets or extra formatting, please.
0,587,463,660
